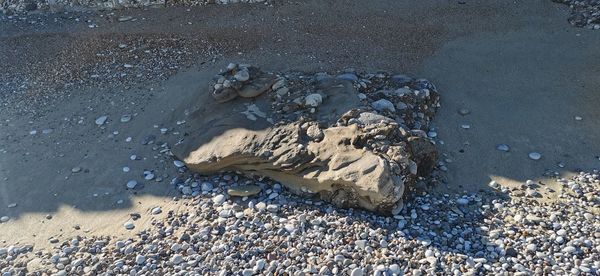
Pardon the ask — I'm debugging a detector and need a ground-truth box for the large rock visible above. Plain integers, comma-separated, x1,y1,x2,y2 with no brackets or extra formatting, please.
172,67,440,213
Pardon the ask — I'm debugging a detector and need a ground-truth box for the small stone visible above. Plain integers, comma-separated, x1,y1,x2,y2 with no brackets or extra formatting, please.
458,108,471,115
371,99,395,112
305,94,323,107
151,207,161,215
336,73,358,82
234,70,250,82
227,185,261,197
266,204,279,212
95,116,108,126
456,198,469,205
120,114,132,123
461,124,471,129
306,125,324,141
171,254,184,264
350,268,364,276
505,247,518,257
489,181,500,189
71,167,82,173
201,182,213,192
0,216,9,223
135,255,145,265
117,16,133,22
7,203,16,208
144,173,155,180
173,160,185,168
496,144,510,152
123,221,135,230
574,116,582,121
528,152,542,160
123,167,130,172
126,180,138,189
212,194,226,205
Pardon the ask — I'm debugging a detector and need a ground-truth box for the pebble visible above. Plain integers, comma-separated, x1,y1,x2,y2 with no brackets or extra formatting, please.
135,255,145,265
336,73,358,82
456,198,469,205
126,180,138,189
227,185,261,197
496,144,510,152
120,114,132,123
151,207,162,215
371,99,396,112
458,108,471,115
173,160,185,168
95,116,108,126
304,93,323,107
123,221,134,230
71,166,82,173
0,216,9,223
122,166,130,172
350,268,364,276
528,152,542,160
212,194,226,205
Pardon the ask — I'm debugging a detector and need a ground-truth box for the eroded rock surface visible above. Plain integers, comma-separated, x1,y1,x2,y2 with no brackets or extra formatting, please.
173,66,440,213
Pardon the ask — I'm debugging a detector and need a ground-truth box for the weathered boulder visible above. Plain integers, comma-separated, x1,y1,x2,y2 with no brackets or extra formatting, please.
172,66,440,213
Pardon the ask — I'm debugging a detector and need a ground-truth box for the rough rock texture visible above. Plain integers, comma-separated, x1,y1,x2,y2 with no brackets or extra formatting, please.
173,66,440,213
553,0,600,29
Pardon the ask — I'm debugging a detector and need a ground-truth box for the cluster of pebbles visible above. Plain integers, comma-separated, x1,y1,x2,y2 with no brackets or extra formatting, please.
0,33,222,115
0,0,267,15
1,168,598,275
553,0,600,29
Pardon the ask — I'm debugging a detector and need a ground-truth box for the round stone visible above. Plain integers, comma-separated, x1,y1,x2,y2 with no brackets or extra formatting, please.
126,180,138,189
0,216,9,223
173,160,185,168
123,221,134,230
528,152,542,160
350,268,364,276
171,254,184,264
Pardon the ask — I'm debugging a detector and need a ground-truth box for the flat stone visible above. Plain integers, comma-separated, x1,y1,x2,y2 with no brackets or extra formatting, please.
95,116,108,126
227,185,261,197
458,108,471,115
496,144,510,152
336,73,358,82
117,16,133,22
0,216,9,223
120,114,132,123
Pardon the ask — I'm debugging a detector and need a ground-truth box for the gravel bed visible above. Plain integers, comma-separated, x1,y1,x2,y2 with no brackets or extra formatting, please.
553,0,600,29
1,169,598,275
0,32,223,116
